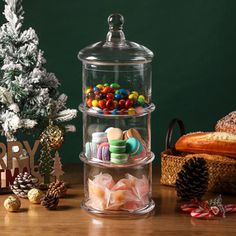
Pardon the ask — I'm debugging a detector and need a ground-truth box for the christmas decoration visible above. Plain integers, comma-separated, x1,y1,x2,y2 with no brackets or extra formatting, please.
47,180,67,198
27,188,44,204
39,144,54,185
4,195,21,212
41,192,59,210
40,121,64,150
10,172,38,198
176,157,209,201
0,0,77,191
51,152,64,180
180,195,236,219
0,0,77,140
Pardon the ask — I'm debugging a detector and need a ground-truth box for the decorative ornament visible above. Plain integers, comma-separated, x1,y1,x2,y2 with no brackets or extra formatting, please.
4,195,21,212
41,192,59,210
40,120,64,150
10,172,38,198
51,151,64,180
47,180,67,198
181,195,236,219
39,144,54,185
28,188,44,204
176,157,209,201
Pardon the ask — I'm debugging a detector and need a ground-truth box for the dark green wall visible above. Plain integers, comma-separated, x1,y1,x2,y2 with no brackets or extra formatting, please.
0,0,235,164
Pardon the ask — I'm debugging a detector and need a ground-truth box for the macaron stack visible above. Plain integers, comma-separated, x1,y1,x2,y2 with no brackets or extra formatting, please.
109,140,129,164
85,127,147,164
85,83,149,115
85,132,110,160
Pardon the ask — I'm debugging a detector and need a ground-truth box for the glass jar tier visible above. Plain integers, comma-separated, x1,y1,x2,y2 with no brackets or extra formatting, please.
81,112,153,164
82,63,153,116
80,154,155,216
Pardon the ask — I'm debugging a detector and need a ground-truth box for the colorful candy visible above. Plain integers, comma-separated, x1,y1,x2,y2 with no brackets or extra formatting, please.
92,100,99,107
85,83,148,115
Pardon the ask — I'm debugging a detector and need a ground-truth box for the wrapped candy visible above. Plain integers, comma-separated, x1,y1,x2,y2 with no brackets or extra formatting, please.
87,173,150,211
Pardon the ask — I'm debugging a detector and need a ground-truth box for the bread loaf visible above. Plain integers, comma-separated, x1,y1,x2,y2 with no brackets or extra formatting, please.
215,111,236,135
175,132,236,157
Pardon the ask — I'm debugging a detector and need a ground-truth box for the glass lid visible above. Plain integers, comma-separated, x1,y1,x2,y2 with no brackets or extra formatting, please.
78,13,154,65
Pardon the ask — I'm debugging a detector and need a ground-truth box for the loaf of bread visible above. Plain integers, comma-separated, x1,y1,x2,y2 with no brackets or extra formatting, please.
215,111,236,135
175,132,236,157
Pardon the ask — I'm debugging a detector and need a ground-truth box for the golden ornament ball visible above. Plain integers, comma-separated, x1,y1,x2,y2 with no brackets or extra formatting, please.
4,195,21,212
40,122,64,150
28,188,44,204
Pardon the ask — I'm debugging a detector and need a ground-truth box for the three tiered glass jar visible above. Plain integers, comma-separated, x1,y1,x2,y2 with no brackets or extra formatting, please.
78,14,155,216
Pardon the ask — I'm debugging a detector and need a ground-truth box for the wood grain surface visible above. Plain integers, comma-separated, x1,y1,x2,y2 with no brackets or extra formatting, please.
0,165,235,236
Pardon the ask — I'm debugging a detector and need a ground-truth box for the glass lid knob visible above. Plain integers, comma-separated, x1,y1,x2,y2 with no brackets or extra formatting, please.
108,13,124,30
106,13,126,45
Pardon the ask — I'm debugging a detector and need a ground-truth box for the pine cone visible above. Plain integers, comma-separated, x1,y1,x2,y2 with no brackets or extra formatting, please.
10,172,38,198
176,157,209,201
47,180,67,198
41,193,59,210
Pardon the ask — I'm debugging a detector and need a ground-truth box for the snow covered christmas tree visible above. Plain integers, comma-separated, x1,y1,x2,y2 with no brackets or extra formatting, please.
0,0,77,186
0,0,77,141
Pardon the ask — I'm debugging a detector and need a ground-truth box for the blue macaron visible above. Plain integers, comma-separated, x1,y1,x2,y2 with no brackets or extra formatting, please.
126,137,143,156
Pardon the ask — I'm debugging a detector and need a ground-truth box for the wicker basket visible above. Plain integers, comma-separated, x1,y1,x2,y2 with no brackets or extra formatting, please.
161,149,236,194
160,118,236,195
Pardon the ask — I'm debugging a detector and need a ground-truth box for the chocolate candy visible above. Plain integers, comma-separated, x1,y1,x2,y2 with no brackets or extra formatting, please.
118,99,126,109
95,93,102,100
102,86,111,94
131,91,139,97
111,108,118,115
115,94,122,100
113,100,118,108
119,88,128,96
92,100,99,107
106,99,114,109
128,94,137,100
98,99,106,109
93,86,100,92
85,83,148,115
87,99,93,107
125,99,134,109
138,95,145,100
86,87,93,94
96,84,103,89
110,83,120,89
103,108,110,114
106,93,114,100
86,92,95,100
128,108,136,115
137,97,145,104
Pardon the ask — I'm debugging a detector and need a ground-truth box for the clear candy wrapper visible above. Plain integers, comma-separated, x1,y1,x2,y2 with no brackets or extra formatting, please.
87,173,150,211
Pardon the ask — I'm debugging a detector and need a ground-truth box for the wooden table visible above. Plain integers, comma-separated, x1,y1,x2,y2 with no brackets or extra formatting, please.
0,165,235,236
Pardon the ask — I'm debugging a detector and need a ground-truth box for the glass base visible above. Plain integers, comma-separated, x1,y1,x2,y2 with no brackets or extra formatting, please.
81,199,155,218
